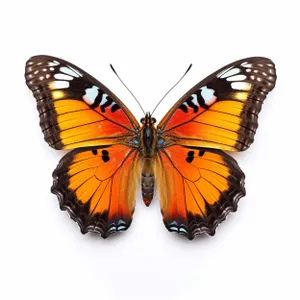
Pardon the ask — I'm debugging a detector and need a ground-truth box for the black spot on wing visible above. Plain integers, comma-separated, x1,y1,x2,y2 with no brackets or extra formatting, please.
92,149,98,155
179,104,188,113
186,151,195,163
90,90,104,109
111,103,120,112
100,96,113,112
186,96,199,113
198,150,205,157
194,90,209,109
186,156,194,163
102,156,110,163
101,150,110,163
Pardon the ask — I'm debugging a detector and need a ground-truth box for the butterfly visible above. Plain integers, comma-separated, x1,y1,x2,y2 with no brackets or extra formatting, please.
25,55,276,239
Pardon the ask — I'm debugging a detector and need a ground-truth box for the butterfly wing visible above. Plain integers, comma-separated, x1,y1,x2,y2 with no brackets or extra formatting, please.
26,56,141,237
25,55,139,149
52,145,140,237
158,57,276,151
155,145,245,239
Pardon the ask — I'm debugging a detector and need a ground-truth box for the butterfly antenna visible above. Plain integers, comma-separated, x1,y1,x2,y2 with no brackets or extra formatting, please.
151,63,192,116
110,64,146,115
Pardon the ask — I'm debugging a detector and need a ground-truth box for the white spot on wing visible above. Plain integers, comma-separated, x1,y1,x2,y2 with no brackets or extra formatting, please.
241,62,252,68
49,81,70,89
48,62,59,67
83,86,99,105
200,86,217,106
226,74,247,81
231,82,252,91
54,73,73,80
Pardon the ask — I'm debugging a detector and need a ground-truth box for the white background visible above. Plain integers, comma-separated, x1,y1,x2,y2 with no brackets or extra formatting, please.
1,1,299,299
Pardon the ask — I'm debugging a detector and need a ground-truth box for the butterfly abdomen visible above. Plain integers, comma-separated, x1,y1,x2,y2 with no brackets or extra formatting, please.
141,157,155,206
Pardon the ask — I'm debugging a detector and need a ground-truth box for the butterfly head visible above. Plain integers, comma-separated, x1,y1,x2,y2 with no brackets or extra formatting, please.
140,112,156,127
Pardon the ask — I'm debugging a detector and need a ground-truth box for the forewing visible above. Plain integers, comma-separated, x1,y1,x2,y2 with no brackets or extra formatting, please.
156,145,245,239
52,145,140,237
158,57,276,151
25,55,139,149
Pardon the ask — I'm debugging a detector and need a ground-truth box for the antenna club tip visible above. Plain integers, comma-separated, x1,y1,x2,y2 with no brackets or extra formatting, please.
110,64,116,72
186,63,193,73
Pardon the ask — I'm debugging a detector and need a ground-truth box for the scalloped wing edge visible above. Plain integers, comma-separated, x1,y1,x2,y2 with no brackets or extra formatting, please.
51,148,133,238
161,147,246,240
163,182,245,240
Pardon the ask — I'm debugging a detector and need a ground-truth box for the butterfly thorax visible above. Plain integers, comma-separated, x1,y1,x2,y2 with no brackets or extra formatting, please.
140,112,157,157
140,113,157,206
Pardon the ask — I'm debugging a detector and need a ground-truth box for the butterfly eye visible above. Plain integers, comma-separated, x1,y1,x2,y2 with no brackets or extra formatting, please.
140,118,145,124
151,118,157,124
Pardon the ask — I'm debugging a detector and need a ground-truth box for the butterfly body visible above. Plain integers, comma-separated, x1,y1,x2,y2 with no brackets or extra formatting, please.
25,55,276,239
139,113,158,206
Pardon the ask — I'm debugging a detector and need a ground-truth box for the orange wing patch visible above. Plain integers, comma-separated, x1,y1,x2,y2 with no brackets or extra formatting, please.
25,55,139,150
52,145,140,237
158,57,276,151
156,145,245,239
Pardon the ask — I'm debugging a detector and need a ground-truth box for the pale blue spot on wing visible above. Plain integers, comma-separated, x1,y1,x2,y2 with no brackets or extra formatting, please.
60,66,81,78
108,225,117,232
118,226,127,230
220,68,240,78
83,85,99,105
190,94,199,106
101,93,109,104
200,86,217,106
170,226,178,231
179,227,188,234
169,221,178,226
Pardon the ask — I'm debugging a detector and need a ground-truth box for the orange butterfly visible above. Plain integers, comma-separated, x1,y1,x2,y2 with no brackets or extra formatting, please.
25,56,276,239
